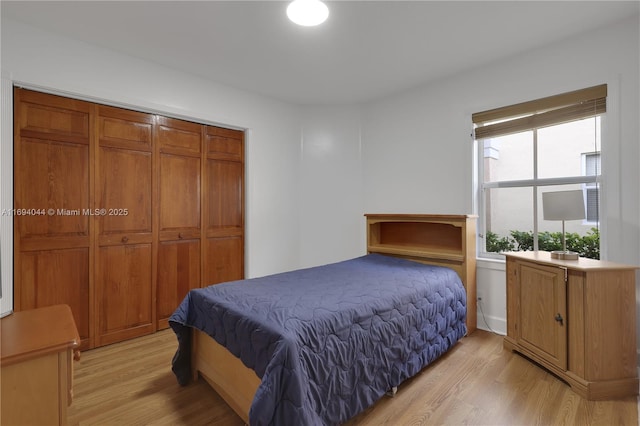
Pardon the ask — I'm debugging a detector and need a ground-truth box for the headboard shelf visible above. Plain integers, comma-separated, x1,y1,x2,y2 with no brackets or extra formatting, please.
365,214,477,333
367,245,464,263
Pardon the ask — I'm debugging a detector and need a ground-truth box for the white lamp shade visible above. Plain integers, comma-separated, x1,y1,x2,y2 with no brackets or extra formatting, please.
542,190,586,221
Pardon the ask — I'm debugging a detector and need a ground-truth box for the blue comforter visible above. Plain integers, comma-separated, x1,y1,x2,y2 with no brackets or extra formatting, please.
169,253,467,425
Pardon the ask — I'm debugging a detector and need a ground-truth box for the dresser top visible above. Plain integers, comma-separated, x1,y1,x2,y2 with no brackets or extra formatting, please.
504,250,639,271
1,304,80,366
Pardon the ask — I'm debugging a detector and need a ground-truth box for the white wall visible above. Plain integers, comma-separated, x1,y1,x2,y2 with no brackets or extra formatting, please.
362,84,473,215
299,106,365,267
361,16,640,337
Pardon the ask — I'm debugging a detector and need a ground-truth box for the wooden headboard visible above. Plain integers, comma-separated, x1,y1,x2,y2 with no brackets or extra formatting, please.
365,214,477,334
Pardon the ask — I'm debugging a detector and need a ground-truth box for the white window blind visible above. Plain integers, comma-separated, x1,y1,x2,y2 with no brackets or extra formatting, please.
473,84,606,139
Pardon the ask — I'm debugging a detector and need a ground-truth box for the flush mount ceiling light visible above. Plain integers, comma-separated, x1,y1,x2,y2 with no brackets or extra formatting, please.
287,0,329,26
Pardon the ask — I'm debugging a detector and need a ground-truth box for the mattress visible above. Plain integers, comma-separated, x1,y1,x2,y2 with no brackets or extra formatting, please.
170,253,467,425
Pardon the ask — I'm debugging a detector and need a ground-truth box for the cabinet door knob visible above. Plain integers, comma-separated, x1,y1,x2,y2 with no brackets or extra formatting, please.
178,232,183,239
122,236,129,243
555,313,564,326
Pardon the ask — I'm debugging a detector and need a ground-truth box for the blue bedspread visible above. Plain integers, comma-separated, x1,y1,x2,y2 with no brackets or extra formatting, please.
169,253,467,425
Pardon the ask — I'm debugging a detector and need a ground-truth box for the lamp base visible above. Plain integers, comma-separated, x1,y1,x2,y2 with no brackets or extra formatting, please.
550,250,579,260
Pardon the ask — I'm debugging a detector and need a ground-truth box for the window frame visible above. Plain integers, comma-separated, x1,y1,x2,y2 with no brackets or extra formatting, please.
473,85,605,260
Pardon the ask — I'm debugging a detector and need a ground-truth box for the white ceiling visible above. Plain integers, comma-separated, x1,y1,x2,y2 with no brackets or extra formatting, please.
2,1,639,105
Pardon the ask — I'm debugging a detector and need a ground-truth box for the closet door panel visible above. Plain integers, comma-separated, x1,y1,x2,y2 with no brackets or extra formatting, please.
157,117,202,236
18,248,90,347
96,106,153,240
157,117,201,155
205,126,243,233
17,90,89,143
96,244,153,346
17,139,89,239
97,106,152,151
157,240,200,328
97,147,152,237
205,236,243,285
14,89,91,246
205,126,243,161
159,154,200,233
207,160,243,232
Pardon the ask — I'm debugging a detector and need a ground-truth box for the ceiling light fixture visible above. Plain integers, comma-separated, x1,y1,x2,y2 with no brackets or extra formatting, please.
287,0,329,27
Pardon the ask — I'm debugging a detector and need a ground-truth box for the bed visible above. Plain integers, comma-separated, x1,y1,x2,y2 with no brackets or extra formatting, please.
170,214,476,425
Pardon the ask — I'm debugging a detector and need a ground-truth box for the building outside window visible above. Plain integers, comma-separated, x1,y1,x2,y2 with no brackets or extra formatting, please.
583,152,600,224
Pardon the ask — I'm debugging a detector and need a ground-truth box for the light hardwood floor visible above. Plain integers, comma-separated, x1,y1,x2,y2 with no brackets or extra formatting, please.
68,329,638,425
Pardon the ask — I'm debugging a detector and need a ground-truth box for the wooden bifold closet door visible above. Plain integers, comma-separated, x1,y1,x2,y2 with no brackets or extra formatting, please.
13,89,92,348
156,116,202,330
95,105,155,347
204,126,245,285
13,88,245,349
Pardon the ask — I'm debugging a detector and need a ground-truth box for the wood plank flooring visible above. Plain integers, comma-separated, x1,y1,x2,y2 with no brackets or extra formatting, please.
68,329,638,425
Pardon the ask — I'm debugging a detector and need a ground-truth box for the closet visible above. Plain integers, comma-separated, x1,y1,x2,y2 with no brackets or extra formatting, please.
13,88,245,349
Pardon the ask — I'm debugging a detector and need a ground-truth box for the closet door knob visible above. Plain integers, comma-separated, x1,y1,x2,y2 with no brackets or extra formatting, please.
554,313,564,326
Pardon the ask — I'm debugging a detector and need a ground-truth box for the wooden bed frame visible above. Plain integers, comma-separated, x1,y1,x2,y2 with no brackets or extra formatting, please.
191,214,477,424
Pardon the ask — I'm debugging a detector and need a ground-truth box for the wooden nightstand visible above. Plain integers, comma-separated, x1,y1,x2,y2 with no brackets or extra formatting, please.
503,251,639,400
1,304,81,425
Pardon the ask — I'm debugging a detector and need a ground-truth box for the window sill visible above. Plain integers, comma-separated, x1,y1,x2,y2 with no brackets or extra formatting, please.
477,256,506,271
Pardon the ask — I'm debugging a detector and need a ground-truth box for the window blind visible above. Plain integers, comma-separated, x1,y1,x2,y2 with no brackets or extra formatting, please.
473,84,606,140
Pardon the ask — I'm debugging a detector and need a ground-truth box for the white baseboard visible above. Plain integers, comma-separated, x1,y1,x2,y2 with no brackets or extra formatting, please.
476,313,506,335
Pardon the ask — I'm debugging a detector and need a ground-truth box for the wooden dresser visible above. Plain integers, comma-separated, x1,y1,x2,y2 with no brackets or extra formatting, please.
1,304,80,425
503,251,638,399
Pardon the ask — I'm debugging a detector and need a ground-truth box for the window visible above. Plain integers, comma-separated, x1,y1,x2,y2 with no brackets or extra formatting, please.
473,85,605,259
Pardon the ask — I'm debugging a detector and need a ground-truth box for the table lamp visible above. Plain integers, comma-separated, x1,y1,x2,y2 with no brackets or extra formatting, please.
542,190,586,260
